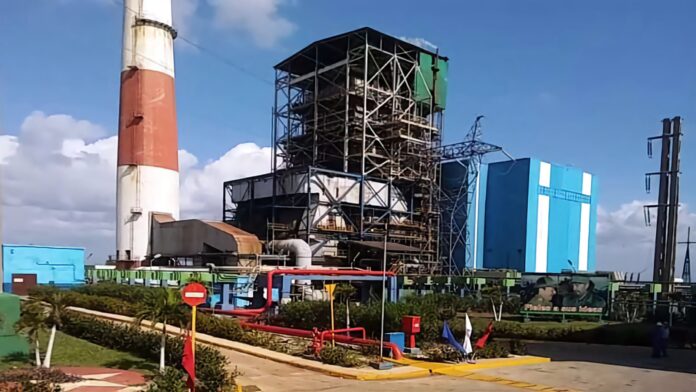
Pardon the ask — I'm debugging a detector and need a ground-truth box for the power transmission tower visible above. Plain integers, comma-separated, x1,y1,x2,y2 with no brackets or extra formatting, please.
679,227,693,283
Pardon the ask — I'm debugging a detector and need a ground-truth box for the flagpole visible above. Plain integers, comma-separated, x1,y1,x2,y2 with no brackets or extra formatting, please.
191,305,197,359
379,218,389,361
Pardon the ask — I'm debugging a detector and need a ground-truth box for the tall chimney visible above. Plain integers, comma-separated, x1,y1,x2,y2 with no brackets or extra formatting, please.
116,0,179,262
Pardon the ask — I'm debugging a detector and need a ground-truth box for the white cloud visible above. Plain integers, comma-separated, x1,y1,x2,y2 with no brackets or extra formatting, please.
1,111,271,263
180,143,272,218
596,200,696,278
0,135,19,164
57,0,296,49
399,36,438,51
208,0,296,48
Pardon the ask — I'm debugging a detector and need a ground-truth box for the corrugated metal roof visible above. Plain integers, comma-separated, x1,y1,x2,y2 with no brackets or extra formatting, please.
204,221,262,255
275,27,447,73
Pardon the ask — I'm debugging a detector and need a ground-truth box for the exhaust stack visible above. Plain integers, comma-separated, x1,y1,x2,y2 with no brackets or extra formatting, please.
116,0,179,261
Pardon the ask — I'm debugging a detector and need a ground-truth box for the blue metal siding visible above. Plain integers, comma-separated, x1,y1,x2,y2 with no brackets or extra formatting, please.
473,163,488,269
525,159,540,272
482,159,530,271
546,165,584,273
2,245,85,290
474,158,597,274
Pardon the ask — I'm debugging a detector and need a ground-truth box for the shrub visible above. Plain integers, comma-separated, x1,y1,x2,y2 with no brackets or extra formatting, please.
61,311,233,392
476,341,510,359
1,381,63,392
196,314,244,342
318,346,361,367
0,368,81,384
143,367,188,392
420,342,464,362
276,294,478,342
508,339,528,355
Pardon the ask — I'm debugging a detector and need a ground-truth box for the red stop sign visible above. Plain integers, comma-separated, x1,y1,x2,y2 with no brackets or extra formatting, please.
181,283,208,307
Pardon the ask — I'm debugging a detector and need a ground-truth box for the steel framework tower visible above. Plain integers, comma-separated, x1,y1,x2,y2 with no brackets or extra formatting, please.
679,227,693,283
436,116,504,275
226,28,447,273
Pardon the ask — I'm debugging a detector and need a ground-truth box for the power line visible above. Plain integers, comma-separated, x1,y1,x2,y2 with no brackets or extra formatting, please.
109,0,273,85
177,36,273,85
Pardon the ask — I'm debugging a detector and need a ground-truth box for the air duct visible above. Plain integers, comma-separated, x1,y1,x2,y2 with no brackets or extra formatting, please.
268,240,312,269
268,239,312,288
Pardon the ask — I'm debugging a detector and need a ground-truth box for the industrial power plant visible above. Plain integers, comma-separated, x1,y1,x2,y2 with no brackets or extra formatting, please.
88,1,604,294
2,0,693,319
5,2,696,391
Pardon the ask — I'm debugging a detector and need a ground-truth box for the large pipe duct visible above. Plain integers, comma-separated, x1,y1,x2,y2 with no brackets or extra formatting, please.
268,239,313,288
268,240,312,269
116,0,179,262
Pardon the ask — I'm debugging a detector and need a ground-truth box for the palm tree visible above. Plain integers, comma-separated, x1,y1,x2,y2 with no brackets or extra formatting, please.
42,292,68,368
134,288,188,373
15,301,48,367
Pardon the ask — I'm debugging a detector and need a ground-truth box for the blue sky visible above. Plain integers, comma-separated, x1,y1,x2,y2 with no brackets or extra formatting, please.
2,0,695,209
1,0,695,271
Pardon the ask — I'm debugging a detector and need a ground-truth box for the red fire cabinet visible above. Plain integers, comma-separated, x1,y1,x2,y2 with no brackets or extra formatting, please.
402,315,421,348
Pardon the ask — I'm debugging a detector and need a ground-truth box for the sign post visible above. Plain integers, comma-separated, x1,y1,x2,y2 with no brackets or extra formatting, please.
325,283,337,346
181,283,208,358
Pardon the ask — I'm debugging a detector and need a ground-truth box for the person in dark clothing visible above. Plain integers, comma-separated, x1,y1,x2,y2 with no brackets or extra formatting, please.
660,323,670,357
651,322,663,358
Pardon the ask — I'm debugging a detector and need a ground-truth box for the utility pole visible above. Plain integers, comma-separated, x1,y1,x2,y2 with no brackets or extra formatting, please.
679,227,693,283
644,117,683,292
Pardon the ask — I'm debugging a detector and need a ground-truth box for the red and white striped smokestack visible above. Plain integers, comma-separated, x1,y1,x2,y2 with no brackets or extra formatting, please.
116,0,179,261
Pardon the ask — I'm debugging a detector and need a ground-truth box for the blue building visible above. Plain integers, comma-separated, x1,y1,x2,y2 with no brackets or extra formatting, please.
443,158,598,273
2,244,85,293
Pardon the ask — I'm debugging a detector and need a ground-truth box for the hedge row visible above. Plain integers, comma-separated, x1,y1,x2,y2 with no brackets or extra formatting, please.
61,311,234,392
273,297,663,346
29,287,312,358
274,293,484,342
32,284,679,348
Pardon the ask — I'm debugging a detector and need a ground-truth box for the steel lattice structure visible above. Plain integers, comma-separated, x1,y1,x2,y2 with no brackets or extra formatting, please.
225,28,447,273
436,117,504,275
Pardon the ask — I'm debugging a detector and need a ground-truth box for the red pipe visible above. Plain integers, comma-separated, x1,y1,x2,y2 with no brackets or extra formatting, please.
239,321,314,338
319,327,366,347
203,269,395,316
238,321,403,360
333,335,404,360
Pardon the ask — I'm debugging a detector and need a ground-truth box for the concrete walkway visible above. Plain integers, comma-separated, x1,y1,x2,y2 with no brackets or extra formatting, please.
481,341,696,392
57,367,146,391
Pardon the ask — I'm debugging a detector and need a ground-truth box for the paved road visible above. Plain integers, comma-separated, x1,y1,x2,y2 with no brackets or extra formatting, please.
222,341,696,392
484,341,696,392
220,346,519,392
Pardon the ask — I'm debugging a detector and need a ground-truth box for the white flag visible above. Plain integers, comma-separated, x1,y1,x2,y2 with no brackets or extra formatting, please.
463,313,473,355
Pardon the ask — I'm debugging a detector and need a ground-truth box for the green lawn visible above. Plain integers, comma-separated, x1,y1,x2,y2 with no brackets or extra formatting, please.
0,330,157,374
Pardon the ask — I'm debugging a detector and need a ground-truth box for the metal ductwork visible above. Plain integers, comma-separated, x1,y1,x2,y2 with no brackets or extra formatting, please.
268,239,312,288
268,239,312,269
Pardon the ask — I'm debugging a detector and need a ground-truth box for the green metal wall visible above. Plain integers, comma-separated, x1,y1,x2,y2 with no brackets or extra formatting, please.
0,293,29,356
414,53,448,109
